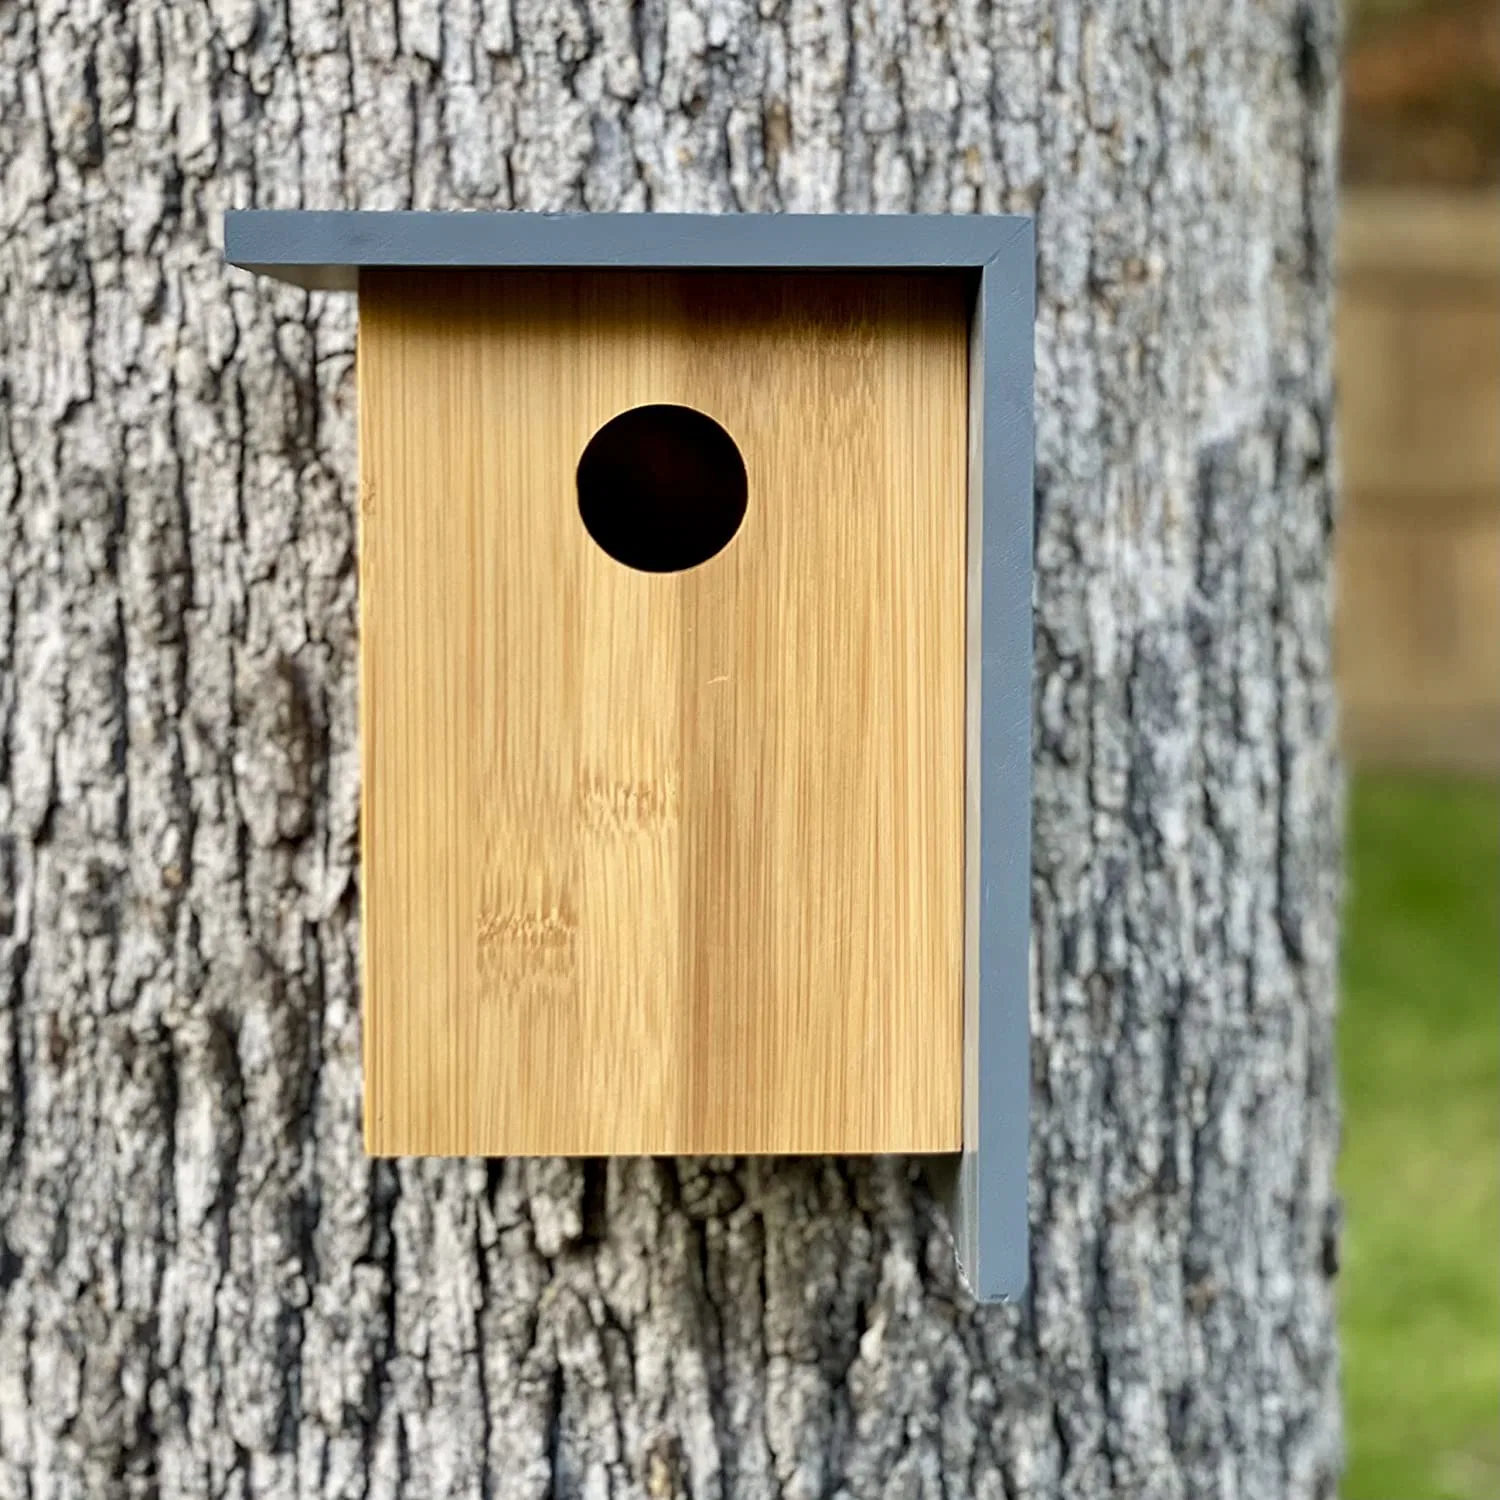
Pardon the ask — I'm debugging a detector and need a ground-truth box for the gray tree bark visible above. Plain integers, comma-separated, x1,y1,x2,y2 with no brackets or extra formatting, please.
0,2,1344,1497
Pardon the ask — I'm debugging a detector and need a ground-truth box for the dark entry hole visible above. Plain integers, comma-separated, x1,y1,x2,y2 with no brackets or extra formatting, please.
577,404,748,573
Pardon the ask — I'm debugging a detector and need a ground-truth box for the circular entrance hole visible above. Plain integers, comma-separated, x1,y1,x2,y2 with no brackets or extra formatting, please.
577,404,748,573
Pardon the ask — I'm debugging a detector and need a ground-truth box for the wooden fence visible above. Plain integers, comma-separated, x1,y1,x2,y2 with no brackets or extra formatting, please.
1336,190,1500,775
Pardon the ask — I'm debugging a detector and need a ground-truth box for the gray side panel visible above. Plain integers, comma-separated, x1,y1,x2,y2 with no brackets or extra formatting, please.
953,227,1035,1304
223,210,1029,287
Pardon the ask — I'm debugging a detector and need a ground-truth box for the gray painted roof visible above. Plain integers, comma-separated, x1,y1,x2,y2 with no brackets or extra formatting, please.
224,209,1031,290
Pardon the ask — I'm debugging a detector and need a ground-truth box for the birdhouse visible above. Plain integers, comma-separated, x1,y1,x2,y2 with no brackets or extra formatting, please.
226,211,1034,1301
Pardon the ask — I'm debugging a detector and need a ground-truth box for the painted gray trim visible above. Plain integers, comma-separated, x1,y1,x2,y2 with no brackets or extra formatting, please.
968,218,1034,1304
919,224,1034,1306
224,210,1028,289
224,210,1035,1304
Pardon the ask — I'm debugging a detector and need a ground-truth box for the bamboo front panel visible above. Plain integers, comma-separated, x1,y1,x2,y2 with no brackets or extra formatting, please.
359,269,969,1155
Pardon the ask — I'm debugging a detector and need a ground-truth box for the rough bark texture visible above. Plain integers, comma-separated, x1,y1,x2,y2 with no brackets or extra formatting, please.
0,2,1344,1497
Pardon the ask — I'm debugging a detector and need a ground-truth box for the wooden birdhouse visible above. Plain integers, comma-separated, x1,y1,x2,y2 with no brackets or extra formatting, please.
226,211,1035,1300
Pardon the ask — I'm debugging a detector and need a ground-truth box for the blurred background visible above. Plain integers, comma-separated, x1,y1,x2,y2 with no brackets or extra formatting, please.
1335,2,1498,1496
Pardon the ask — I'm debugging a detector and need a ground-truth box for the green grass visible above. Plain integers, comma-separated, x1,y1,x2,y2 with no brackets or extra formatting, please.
1340,773,1500,1500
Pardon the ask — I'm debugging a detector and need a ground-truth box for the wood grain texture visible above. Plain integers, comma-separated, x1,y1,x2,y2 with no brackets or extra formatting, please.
358,270,969,1156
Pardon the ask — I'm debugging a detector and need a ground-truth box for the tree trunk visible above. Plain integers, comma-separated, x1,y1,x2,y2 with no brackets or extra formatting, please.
0,2,1344,1497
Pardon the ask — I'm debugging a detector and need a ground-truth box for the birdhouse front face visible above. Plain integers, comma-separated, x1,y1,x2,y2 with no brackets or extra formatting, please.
357,268,969,1156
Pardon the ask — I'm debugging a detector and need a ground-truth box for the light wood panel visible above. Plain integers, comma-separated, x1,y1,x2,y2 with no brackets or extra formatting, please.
359,269,969,1155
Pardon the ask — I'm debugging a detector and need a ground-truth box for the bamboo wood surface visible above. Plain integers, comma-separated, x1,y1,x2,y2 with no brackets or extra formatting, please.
359,269,968,1155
